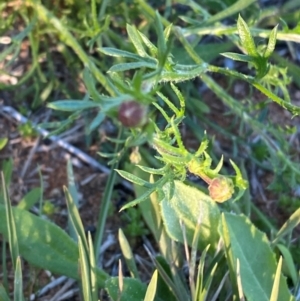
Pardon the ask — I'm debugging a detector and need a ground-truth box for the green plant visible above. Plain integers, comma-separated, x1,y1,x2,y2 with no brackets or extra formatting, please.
1,1,300,301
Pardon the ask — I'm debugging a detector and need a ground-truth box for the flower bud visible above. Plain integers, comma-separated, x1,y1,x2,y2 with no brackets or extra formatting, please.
118,100,148,128
208,176,234,203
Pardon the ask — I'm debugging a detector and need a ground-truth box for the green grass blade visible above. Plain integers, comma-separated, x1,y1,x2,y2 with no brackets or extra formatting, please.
87,232,98,301
118,228,140,279
78,236,93,301
64,187,88,249
47,100,101,112
195,245,210,300
269,257,283,301
13,256,24,301
94,128,123,259
66,159,80,241
144,270,158,301
1,172,19,269
276,244,298,287
200,263,218,301
272,207,300,245
205,0,257,25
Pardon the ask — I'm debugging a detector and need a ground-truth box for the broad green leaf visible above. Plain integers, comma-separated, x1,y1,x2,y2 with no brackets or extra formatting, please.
264,25,278,58
47,100,101,111
17,188,41,210
0,204,109,287
105,277,147,301
160,181,220,251
0,138,8,151
144,270,158,301
220,213,294,301
237,15,258,57
0,284,10,301
13,257,24,301
221,52,255,63
109,61,156,73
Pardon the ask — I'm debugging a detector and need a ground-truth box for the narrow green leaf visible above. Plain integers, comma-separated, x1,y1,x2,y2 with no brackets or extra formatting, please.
66,160,80,241
47,100,100,111
164,24,173,41
237,15,258,57
17,188,41,210
98,47,156,66
64,187,88,249
115,170,153,188
276,244,297,287
160,181,220,251
221,52,255,63
264,25,278,58
2,173,19,269
204,0,257,25
236,259,245,301
118,229,140,279
13,256,24,301
82,68,104,103
78,236,92,301
138,32,158,56
200,263,218,301
88,111,105,133
272,207,300,245
120,186,156,211
87,232,98,301
155,11,166,59
159,63,208,83
270,257,283,301
109,61,156,73
219,213,294,301
144,270,158,301
195,245,210,300
136,165,166,175
126,24,148,57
